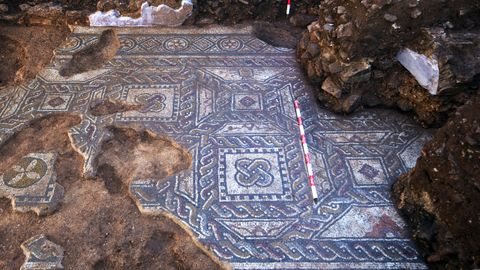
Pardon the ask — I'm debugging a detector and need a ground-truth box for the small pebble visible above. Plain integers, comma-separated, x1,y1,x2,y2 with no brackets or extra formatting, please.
384,13,398,22
0,3,7,13
411,9,422,19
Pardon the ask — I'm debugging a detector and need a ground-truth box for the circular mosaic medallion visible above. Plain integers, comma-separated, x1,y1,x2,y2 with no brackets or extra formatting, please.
3,157,48,188
165,38,189,51
218,38,242,51
119,37,136,52
58,36,82,52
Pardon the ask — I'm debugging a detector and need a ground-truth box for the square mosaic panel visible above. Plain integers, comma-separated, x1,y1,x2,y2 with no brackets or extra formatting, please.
117,84,180,122
232,93,263,111
218,147,291,201
347,157,389,186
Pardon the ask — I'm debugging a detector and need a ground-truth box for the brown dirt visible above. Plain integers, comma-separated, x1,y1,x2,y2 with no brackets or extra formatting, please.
0,34,27,86
191,0,318,26
0,113,226,270
393,95,480,269
0,113,82,171
94,126,192,194
89,99,141,117
0,25,70,87
296,0,480,127
60,29,120,77
252,20,302,49
2,0,319,26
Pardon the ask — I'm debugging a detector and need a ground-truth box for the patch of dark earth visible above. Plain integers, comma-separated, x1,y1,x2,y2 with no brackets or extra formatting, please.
0,113,225,270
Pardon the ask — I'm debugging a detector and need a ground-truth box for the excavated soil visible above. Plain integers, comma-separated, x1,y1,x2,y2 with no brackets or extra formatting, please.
0,34,26,86
60,29,120,77
191,0,318,25
0,114,225,270
393,97,480,269
0,25,70,87
296,0,480,127
94,125,192,194
252,20,303,49
1,0,319,26
89,99,141,117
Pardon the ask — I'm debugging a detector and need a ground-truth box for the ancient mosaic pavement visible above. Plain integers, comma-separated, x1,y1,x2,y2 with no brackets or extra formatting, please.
0,26,433,269
0,152,64,216
21,234,64,270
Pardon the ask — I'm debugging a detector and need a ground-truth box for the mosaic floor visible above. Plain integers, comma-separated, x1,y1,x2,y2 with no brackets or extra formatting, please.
0,26,433,269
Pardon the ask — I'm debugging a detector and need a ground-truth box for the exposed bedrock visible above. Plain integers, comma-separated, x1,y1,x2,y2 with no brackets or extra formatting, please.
393,96,480,269
297,0,480,126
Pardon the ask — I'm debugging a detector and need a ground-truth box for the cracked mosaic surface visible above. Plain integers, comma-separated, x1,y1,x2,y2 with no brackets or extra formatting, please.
0,152,64,216
21,234,64,270
0,26,433,269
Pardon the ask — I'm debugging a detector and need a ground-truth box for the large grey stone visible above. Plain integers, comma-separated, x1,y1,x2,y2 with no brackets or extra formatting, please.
396,48,439,95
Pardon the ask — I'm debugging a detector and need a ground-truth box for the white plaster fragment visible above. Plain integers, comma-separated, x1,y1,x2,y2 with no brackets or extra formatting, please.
396,48,439,95
89,0,193,27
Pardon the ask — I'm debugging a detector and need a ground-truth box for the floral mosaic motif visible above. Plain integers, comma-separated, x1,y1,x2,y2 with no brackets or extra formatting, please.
165,37,189,51
3,157,47,188
119,37,136,51
219,38,242,51
0,153,64,216
21,234,64,270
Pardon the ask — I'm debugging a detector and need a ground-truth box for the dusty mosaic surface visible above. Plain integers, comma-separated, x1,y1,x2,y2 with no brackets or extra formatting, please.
0,26,433,269
20,234,64,270
0,152,64,216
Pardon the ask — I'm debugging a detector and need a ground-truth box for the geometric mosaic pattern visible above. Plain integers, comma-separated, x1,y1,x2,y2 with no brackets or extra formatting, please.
21,234,64,270
0,152,64,216
0,26,433,269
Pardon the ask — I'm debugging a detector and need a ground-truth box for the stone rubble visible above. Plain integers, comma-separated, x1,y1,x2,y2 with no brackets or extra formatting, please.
297,0,480,126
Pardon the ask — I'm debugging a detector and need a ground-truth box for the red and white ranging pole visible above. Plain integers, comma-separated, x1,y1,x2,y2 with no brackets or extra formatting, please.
294,100,318,203
286,0,291,15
